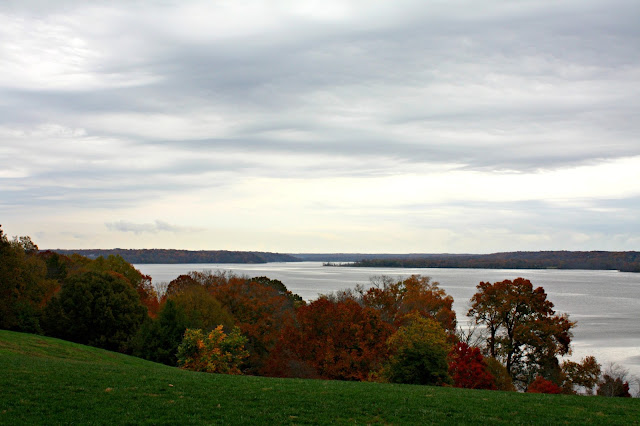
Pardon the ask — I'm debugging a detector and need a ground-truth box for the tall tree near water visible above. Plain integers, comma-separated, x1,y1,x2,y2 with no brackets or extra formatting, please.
468,278,574,387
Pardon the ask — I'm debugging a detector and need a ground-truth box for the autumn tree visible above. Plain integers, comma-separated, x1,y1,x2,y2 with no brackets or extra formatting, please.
189,272,297,373
561,356,601,395
383,313,452,386
0,227,57,333
448,342,496,390
358,275,456,333
165,274,200,298
468,278,574,387
597,363,632,397
177,326,249,375
271,297,393,381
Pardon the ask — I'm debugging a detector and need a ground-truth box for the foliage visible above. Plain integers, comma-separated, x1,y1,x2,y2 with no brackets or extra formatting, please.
131,300,191,366
468,278,574,388
561,356,601,395
267,297,392,380
484,357,516,391
195,273,296,372
177,326,249,375
597,364,632,397
165,274,200,297
358,275,456,333
527,376,562,394
448,342,496,390
384,313,452,386
597,375,631,397
80,254,159,317
42,271,147,352
250,276,305,307
169,285,235,332
0,226,57,333
132,284,235,367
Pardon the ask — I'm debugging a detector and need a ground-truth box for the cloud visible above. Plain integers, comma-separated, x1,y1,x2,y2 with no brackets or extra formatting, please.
105,220,200,235
1,0,639,251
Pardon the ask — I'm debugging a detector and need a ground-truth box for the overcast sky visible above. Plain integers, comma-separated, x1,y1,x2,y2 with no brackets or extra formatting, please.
1,0,639,253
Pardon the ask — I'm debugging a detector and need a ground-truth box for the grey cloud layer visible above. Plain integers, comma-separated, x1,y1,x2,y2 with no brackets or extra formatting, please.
2,1,638,175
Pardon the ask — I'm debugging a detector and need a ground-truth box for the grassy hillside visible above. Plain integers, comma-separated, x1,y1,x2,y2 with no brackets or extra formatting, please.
1,331,638,425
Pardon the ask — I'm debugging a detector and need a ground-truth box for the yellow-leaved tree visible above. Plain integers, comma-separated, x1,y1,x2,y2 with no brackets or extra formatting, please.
177,326,249,375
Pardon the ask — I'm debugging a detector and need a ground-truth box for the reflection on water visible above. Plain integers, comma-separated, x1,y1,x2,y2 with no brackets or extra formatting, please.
136,262,640,380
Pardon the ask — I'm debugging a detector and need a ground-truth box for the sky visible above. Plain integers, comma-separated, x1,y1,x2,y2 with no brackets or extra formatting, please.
1,0,639,253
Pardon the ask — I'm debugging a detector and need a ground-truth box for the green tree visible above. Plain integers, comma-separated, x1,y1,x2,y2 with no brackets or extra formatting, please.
383,313,452,386
131,300,191,365
43,271,147,352
170,285,235,332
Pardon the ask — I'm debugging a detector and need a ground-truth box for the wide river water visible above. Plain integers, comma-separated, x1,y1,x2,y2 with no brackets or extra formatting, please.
136,262,640,380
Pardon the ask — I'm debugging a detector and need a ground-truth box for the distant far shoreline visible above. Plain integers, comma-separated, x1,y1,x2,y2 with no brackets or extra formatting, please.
44,249,640,272
318,251,640,273
47,249,300,264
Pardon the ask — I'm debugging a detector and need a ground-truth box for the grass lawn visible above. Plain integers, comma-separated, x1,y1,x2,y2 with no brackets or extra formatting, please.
1,330,639,424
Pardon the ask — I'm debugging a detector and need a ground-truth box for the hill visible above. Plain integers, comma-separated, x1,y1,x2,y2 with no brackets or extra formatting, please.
1,330,638,424
47,249,300,264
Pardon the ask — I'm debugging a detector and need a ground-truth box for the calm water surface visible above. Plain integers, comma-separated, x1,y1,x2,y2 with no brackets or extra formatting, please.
136,262,640,379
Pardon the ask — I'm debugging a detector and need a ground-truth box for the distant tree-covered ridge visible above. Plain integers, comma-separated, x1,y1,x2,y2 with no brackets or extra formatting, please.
340,251,640,272
47,249,300,264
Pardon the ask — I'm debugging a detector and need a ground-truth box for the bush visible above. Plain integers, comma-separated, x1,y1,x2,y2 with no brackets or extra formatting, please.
177,326,249,374
527,376,562,394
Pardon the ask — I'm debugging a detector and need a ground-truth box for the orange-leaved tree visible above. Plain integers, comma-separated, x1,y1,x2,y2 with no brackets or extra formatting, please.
189,272,297,373
468,278,574,388
271,297,393,381
360,275,456,334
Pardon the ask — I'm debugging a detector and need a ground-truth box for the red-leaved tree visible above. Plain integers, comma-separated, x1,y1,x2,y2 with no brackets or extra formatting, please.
448,342,496,390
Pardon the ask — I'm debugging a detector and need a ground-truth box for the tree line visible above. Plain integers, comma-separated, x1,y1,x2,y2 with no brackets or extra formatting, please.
50,249,300,264
342,251,640,272
0,226,633,397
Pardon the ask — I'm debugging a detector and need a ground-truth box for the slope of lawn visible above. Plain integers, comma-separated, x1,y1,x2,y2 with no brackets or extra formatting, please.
1,330,639,425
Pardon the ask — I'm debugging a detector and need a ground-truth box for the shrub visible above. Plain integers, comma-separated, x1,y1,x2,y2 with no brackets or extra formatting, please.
177,326,249,374
527,376,562,394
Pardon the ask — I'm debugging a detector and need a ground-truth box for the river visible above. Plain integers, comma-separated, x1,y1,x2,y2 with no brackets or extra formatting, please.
135,262,640,381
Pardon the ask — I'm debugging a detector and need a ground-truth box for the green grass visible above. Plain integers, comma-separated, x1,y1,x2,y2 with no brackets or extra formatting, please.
1,330,639,425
